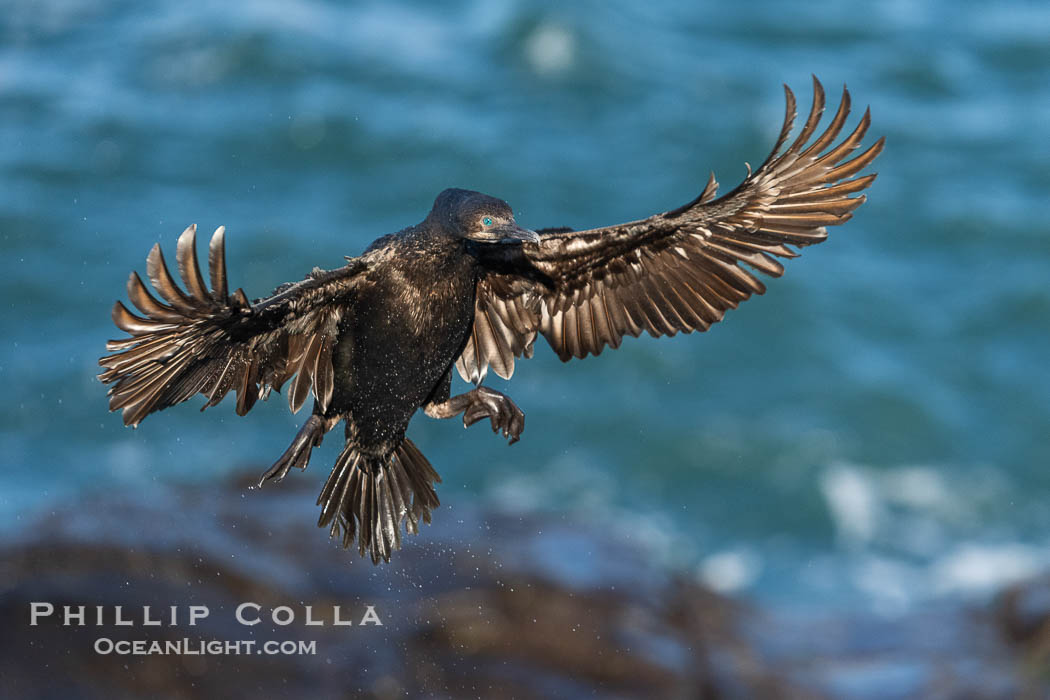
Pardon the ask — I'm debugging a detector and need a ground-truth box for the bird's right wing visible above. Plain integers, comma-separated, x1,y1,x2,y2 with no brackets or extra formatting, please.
99,225,366,427
457,78,883,383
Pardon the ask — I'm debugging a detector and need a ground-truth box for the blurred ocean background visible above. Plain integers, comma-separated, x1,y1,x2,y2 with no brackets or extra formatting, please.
1,0,1048,618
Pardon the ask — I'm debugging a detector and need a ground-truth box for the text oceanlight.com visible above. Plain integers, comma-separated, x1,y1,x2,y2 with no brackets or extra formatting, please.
29,602,384,656
93,638,317,656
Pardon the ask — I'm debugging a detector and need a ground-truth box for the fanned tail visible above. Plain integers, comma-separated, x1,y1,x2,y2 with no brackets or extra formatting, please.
316,438,441,564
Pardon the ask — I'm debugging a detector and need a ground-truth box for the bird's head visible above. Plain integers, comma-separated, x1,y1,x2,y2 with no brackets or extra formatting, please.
428,188,539,244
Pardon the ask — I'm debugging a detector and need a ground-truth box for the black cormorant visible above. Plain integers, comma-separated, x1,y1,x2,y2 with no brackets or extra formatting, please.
100,79,884,563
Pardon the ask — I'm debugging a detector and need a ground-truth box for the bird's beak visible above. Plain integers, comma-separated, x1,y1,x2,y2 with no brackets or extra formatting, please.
493,223,540,244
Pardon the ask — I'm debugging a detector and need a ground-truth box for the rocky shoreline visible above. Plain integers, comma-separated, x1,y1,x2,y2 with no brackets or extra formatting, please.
2,472,1047,699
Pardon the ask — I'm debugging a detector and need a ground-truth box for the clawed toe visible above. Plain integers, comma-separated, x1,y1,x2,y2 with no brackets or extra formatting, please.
257,444,309,487
255,415,327,488
503,402,524,444
463,402,489,428
257,459,294,487
506,406,524,444
461,387,524,444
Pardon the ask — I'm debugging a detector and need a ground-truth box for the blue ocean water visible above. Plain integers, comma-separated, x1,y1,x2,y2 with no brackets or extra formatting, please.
1,0,1048,613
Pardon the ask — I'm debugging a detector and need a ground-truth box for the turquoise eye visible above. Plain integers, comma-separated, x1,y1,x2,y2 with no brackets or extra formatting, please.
482,217,493,227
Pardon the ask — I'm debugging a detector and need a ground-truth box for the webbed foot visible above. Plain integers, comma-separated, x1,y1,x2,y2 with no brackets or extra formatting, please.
256,414,328,487
462,386,525,444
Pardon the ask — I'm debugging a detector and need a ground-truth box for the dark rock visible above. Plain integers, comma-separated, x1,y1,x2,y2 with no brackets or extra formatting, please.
0,473,807,699
998,575,1050,645
996,574,1050,691
1,472,1047,699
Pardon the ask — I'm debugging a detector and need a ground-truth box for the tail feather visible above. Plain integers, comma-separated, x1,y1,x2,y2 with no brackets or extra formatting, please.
317,438,441,564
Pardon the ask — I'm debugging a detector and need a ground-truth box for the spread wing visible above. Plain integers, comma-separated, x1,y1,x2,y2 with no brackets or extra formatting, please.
456,77,884,384
99,225,366,426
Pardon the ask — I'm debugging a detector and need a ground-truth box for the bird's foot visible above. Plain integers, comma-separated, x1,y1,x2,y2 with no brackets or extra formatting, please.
256,414,328,487
462,386,525,444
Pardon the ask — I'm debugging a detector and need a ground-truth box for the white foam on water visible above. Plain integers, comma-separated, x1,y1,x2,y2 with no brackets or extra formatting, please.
698,548,763,594
812,460,1049,610
487,452,1046,608
882,467,952,512
525,23,575,75
820,463,882,547
929,543,1048,596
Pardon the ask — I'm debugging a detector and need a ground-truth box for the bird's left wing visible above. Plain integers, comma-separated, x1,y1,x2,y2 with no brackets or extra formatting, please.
456,78,883,384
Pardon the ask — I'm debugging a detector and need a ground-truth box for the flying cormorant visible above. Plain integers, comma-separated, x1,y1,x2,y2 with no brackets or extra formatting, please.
100,79,884,563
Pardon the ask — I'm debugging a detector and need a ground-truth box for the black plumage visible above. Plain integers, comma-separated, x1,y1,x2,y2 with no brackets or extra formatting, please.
100,78,884,563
